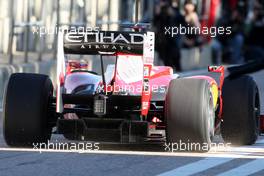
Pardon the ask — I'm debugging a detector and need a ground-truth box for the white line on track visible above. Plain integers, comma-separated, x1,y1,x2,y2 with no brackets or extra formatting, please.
158,157,233,176
0,147,264,159
216,159,264,176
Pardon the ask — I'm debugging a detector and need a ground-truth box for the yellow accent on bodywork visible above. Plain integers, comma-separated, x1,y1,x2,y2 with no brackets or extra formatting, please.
211,83,218,109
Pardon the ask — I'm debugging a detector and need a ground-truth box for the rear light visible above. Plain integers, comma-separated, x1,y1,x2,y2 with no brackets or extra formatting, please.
93,95,107,116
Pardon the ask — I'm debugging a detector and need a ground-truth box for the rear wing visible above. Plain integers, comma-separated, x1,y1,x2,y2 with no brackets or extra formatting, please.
63,31,146,55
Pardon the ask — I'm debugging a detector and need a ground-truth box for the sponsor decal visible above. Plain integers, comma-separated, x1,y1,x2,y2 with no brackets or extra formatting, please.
65,32,144,52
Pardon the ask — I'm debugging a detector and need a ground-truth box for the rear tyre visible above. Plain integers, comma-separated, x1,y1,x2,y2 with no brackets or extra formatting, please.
165,78,215,152
221,75,260,145
3,73,53,147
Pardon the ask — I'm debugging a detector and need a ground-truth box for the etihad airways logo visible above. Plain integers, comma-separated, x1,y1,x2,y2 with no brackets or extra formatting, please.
64,31,145,52
65,32,144,44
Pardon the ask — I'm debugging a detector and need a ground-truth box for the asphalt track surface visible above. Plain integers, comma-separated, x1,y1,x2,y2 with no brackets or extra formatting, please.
0,69,263,176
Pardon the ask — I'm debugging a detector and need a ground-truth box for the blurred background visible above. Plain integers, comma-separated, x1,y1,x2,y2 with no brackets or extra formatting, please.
0,0,263,103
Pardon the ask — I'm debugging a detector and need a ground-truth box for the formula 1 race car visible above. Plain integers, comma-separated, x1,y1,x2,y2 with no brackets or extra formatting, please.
3,25,262,151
